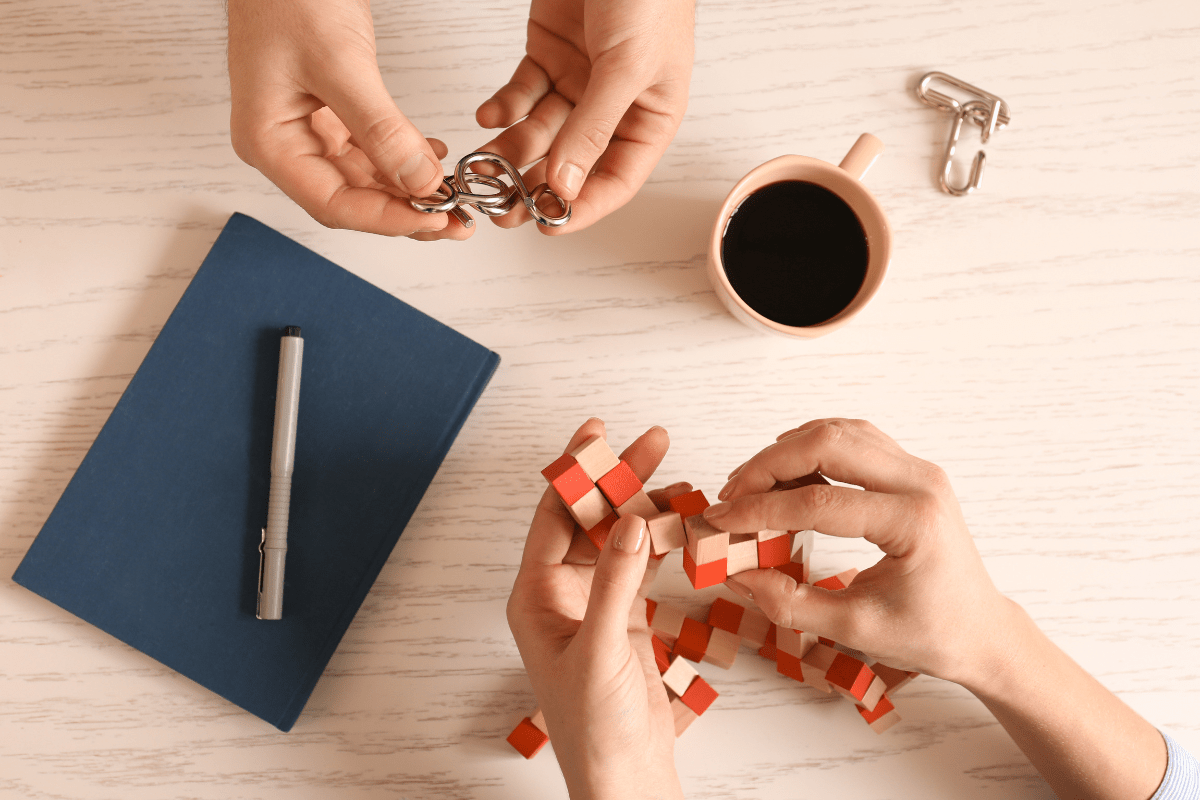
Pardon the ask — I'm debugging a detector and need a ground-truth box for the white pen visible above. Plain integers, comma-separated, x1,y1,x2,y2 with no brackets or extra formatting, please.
258,326,303,620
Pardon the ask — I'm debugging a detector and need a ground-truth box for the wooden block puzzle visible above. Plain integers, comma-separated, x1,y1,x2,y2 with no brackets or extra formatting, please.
570,435,621,481
584,512,618,551
736,607,772,650
703,627,740,670
775,627,817,659
813,567,860,592
568,485,613,531
726,533,759,575
670,696,699,737
646,510,686,555
617,489,659,520
673,617,713,662
870,662,921,695
649,602,687,647
541,454,594,506
684,514,729,565
707,597,745,634
858,693,901,734
596,459,642,507
682,547,728,590
668,489,710,520
756,530,793,569
651,635,673,674
662,654,700,697
680,675,718,715
825,652,877,704
777,650,805,682
800,642,838,693
507,716,550,759
522,451,912,752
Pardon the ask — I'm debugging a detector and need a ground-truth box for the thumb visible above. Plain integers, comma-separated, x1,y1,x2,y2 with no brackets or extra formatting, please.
546,56,645,201
578,515,649,646
725,568,854,641
313,66,444,197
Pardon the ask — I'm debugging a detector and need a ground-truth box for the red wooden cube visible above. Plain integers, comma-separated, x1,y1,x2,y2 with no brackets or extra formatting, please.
680,675,718,715
541,454,594,506
506,717,549,759
668,489,710,520
672,617,712,663
707,597,745,634
596,460,642,507
682,547,727,590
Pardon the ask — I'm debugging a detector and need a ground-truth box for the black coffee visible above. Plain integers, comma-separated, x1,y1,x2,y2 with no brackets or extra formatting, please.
721,180,868,327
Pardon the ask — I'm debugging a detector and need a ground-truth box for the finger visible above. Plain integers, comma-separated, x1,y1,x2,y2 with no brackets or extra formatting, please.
702,484,920,555
256,120,449,236
475,91,574,177
520,418,608,569
578,515,649,646
476,55,552,129
428,138,449,160
725,568,856,642
310,66,444,197
616,425,670,484
718,421,928,500
647,481,693,512
538,123,674,235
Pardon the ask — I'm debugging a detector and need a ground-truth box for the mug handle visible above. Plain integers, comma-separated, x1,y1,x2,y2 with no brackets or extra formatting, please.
838,133,885,180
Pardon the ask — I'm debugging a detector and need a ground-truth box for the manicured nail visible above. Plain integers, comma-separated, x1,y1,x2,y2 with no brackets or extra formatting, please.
557,162,584,197
703,502,731,520
335,142,353,158
717,476,738,501
397,152,439,194
725,577,753,600
614,515,646,554
663,481,688,492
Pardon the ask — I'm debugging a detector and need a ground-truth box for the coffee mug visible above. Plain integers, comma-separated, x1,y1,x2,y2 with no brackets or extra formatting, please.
707,133,891,338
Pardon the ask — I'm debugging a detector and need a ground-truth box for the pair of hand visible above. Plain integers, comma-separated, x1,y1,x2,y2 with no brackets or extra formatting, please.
507,416,1001,799
228,0,695,240
508,417,1168,800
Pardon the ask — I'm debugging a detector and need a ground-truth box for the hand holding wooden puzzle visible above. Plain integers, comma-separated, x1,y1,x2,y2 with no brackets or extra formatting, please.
506,418,1179,800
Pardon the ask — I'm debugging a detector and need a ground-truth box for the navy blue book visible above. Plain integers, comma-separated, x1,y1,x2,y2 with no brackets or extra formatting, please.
13,213,500,731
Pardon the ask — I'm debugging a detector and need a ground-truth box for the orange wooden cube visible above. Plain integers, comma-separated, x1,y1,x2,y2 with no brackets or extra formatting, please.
584,512,618,551
680,675,718,715
758,623,778,661
813,567,859,592
597,460,642,506
825,652,876,703
668,489,710,520
651,635,673,674
858,693,901,733
672,617,712,662
541,454,594,506
756,530,793,569
707,597,745,634
682,547,727,589
507,717,549,759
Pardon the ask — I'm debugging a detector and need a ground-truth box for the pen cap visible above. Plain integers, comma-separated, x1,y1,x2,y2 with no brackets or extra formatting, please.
270,332,304,475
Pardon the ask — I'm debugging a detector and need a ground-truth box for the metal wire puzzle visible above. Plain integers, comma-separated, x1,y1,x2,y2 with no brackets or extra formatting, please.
917,72,1012,196
408,151,572,228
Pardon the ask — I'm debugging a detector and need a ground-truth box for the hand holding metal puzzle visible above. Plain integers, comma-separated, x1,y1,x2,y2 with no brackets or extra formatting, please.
409,152,572,229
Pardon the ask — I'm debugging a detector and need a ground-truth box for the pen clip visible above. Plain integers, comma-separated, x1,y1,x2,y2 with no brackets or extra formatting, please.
256,527,266,619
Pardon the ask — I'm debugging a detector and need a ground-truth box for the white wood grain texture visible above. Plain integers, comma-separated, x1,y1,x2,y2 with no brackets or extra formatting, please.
1,0,1198,797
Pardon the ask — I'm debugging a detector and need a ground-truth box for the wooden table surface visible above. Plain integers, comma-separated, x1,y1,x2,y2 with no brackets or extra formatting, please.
2,1,1198,797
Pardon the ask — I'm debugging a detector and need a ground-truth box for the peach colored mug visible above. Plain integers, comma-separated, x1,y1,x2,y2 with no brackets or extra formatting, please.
707,134,892,338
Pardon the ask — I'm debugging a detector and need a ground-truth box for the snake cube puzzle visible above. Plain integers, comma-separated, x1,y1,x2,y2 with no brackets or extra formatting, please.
508,435,922,756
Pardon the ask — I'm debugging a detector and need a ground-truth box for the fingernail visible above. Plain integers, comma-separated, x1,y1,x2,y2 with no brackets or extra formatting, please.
613,515,646,554
397,152,439,194
557,162,584,197
663,481,688,492
717,476,738,501
703,502,731,520
335,142,353,158
726,577,753,600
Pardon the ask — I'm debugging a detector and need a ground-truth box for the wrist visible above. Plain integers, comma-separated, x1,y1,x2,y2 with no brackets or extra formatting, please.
951,595,1044,698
